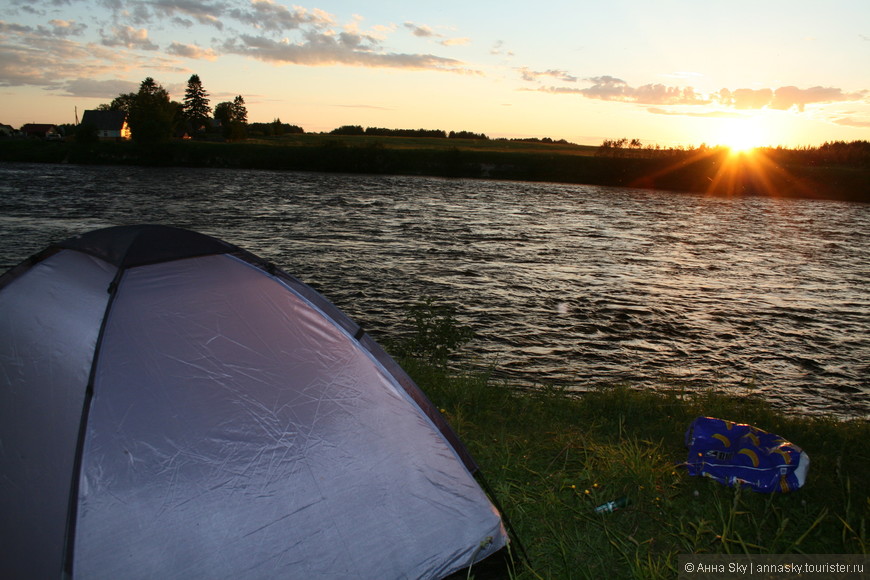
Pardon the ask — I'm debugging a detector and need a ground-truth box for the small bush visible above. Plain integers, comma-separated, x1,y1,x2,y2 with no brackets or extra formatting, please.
390,297,474,366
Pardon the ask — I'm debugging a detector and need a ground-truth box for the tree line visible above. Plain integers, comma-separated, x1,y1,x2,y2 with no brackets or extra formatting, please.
329,125,491,140
596,135,870,166
86,75,252,144
326,126,576,146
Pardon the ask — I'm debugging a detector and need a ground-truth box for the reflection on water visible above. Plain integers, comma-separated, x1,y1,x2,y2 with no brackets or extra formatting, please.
1,162,867,417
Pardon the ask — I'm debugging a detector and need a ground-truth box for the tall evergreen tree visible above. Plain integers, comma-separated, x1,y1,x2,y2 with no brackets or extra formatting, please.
231,96,247,124
182,74,211,132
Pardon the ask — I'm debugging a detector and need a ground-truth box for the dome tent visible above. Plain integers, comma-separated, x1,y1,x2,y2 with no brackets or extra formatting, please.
0,225,507,579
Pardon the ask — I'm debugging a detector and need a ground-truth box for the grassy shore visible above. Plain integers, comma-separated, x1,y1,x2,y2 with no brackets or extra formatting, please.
1,136,867,202
399,359,868,579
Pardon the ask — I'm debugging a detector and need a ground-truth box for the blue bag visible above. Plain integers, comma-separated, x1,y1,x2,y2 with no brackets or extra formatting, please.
684,417,809,493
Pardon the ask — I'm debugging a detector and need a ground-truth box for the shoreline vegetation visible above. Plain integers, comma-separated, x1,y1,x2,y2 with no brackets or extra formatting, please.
418,363,869,579
1,135,868,203
394,301,868,579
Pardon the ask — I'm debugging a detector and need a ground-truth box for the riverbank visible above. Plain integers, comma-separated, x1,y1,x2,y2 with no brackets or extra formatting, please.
1,137,867,202
405,361,869,579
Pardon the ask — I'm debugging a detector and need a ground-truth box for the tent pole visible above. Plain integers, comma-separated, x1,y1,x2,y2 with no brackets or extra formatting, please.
62,265,126,577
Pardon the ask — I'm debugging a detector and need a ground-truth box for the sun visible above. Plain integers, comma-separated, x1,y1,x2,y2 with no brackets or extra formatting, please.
715,116,766,154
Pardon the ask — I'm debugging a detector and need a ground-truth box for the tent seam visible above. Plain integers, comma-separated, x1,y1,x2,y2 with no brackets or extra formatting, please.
61,259,128,578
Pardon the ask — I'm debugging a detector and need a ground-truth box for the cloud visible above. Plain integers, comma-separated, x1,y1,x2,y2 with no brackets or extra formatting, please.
0,25,121,87
717,86,860,111
166,41,218,60
151,0,228,29
833,116,870,128
632,83,708,105
531,75,708,105
580,76,708,105
404,21,469,47
0,20,184,91
718,88,773,109
100,26,159,50
518,67,577,83
1,18,88,39
0,20,33,34
5,0,70,17
0,45,62,87
227,0,332,33
60,78,140,97
1,3,483,94
404,22,436,38
48,19,87,37
528,71,864,113
220,32,478,73
577,75,630,99
770,86,856,111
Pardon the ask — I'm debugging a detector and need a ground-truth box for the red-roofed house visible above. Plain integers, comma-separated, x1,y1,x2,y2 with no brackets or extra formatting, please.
20,124,60,139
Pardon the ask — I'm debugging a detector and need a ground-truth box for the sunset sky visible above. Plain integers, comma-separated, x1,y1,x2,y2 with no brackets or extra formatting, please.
2,0,869,148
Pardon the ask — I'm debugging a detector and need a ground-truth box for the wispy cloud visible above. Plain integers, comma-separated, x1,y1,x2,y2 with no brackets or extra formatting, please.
0,19,86,38
518,67,577,83
833,116,870,128
403,21,469,47
60,78,140,97
719,86,862,111
227,0,332,33
0,25,127,87
48,19,87,37
150,0,228,29
525,70,866,112
166,41,218,60
404,22,436,38
0,2,482,92
220,32,476,73
529,75,708,105
0,20,36,35
100,26,159,50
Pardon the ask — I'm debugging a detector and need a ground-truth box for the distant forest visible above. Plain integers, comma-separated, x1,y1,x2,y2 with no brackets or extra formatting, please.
327,124,577,145
593,137,870,166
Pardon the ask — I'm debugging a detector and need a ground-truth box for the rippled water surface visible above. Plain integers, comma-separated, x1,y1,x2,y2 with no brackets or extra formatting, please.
1,162,867,417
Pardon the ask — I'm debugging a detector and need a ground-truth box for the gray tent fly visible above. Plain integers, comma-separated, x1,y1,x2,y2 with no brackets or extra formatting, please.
0,225,508,579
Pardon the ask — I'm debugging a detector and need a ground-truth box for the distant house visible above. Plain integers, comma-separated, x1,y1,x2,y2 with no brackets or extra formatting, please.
20,124,60,139
0,124,15,137
79,110,131,140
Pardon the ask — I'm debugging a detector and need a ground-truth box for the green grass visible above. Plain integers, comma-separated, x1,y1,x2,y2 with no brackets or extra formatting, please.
400,359,869,579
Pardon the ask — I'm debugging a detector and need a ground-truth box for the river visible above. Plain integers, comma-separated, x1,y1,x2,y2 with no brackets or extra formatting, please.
1,162,867,418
